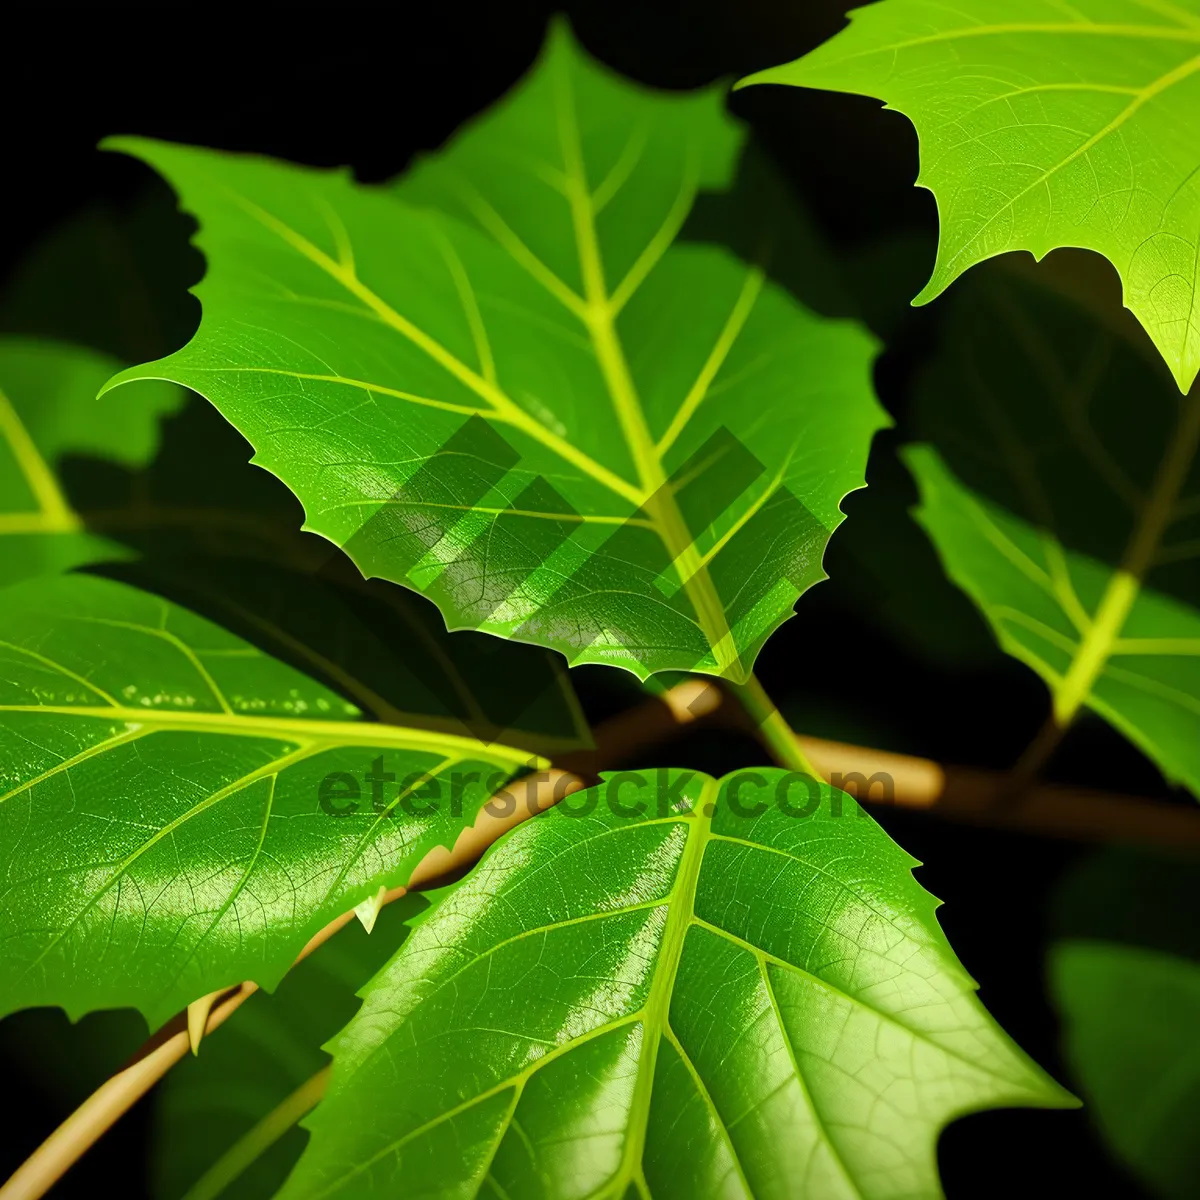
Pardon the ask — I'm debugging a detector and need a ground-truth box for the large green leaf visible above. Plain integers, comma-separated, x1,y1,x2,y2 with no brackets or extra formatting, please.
0,573,539,1029
0,337,182,585
902,259,1200,796
283,769,1072,1199
1050,941,1200,1200
104,24,886,682
744,0,1200,393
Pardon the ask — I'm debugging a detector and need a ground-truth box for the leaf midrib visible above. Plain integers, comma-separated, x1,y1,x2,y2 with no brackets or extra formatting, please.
549,54,742,675
158,85,770,675
607,779,718,1195
1050,391,1200,724
0,704,536,767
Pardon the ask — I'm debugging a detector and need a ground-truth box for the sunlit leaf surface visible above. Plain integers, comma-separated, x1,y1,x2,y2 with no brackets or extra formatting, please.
746,0,1200,391
0,573,538,1028
285,770,1071,1199
106,26,885,682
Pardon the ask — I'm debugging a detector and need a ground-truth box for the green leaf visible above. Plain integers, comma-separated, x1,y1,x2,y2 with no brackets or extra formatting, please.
902,259,1200,797
1050,941,1200,1200
743,0,1200,393
104,24,886,683
0,337,182,586
284,770,1072,1199
0,572,540,1030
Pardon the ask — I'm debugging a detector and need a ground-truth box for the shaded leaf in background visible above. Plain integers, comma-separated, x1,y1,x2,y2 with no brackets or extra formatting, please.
0,572,539,1029
744,0,1200,392
679,141,855,323
105,24,885,682
1050,942,1200,1200
687,178,994,671
152,898,425,1200
102,555,590,757
284,769,1071,1199
1052,843,1200,964
826,432,1002,671
0,186,199,365
0,236,588,751
0,338,182,586
901,261,1200,796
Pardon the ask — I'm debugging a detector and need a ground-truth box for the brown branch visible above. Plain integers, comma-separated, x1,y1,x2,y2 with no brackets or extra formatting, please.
797,733,1200,850
579,680,1200,851
0,769,582,1200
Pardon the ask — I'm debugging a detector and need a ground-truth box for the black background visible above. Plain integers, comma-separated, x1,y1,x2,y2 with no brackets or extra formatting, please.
3,2,1196,1196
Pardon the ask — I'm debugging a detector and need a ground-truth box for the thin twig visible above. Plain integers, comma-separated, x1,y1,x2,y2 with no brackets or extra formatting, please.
992,711,1067,808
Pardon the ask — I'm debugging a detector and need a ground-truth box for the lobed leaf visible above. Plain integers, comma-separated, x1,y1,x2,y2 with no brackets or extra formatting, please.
104,24,886,683
0,573,539,1029
745,0,1200,392
283,769,1072,1199
902,260,1200,796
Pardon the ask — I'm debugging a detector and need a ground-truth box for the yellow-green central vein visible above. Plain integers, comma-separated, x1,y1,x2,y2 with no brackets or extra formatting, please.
1054,389,1200,723
614,779,717,1192
0,704,539,768
551,53,740,675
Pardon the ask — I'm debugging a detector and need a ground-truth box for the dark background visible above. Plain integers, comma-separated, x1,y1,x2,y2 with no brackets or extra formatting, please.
3,2,1196,1196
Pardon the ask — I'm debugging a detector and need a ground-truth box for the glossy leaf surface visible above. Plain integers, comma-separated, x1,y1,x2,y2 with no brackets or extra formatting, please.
285,769,1071,1199
106,26,885,682
1051,941,1200,1200
0,574,537,1029
746,0,1200,392
904,261,1200,796
0,338,181,585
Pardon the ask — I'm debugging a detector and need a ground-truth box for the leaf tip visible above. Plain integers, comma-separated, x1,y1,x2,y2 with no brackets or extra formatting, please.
186,990,221,1055
97,361,166,400
911,276,944,309
353,885,389,935
1171,360,1198,395
734,64,794,92
97,134,155,161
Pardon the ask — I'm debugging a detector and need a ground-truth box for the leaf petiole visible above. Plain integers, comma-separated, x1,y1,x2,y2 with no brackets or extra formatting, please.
726,671,819,776
180,1066,331,1200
